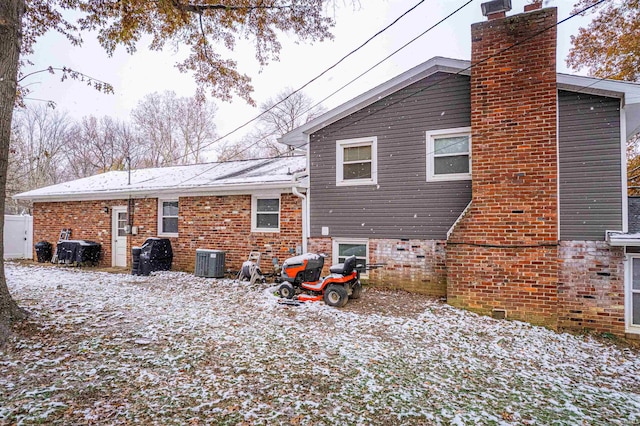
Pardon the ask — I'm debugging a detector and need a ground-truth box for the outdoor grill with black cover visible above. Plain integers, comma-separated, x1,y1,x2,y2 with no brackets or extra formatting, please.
55,240,101,265
138,237,173,276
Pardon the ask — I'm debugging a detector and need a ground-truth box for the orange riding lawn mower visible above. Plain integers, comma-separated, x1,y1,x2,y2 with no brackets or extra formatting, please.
275,253,364,307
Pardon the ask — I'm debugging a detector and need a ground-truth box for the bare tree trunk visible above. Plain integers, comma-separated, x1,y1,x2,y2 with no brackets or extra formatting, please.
0,0,28,346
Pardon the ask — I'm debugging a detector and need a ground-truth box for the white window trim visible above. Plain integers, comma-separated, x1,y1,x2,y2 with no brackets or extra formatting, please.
336,137,378,186
157,199,179,238
625,255,640,335
426,127,472,182
332,238,369,278
251,194,281,233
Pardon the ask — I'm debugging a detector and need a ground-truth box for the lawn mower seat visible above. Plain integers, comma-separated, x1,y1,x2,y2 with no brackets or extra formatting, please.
329,255,357,275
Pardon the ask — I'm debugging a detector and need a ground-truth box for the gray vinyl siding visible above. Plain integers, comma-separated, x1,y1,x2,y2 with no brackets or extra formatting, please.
558,90,622,241
309,72,472,239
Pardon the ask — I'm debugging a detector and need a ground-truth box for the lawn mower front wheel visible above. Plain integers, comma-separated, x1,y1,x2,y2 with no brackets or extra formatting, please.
278,283,295,299
323,284,348,307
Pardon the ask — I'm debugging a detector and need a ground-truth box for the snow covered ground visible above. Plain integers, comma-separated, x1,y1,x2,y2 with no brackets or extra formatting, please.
1,262,639,425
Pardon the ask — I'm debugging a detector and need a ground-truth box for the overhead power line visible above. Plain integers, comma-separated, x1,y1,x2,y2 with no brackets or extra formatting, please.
173,0,445,185
173,0,430,164
308,0,475,121
290,0,609,149
244,0,612,163
177,0,610,188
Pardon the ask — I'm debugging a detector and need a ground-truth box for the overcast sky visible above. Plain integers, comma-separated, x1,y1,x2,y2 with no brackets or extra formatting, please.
21,0,590,147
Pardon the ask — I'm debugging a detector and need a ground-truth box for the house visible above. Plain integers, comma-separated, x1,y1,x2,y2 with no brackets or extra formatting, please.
14,157,307,273
279,4,640,337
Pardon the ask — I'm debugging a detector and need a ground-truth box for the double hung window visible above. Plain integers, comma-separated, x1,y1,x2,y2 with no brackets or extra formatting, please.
426,128,471,181
158,199,179,236
252,196,280,232
336,137,377,186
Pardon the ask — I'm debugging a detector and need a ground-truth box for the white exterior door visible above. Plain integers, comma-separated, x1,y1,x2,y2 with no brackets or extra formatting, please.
112,207,128,267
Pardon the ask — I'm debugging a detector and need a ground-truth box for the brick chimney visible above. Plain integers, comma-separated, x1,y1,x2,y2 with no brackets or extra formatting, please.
446,7,559,327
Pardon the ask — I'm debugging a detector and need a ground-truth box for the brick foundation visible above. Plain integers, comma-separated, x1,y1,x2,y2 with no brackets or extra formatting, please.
33,193,303,274
558,241,626,335
308,237,447,296
447,244,558,328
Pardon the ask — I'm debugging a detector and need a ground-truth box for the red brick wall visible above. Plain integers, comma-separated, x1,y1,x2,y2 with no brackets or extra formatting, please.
33,200,123,266
558,241,626,336
447,244,559,327
446,8,560,327
308,237,447,296
33,193,303,274
172,194,302,273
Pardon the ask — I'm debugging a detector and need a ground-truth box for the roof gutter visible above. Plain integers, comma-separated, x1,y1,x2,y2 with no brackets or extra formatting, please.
14,181,299,203
606,230,640,246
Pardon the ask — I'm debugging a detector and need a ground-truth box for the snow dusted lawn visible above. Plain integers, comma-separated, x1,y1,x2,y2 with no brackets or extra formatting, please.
1,263,639,425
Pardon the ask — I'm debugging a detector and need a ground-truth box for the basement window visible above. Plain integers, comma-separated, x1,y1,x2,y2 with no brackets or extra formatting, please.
426,127,471,182
332,238,368,276
336,137,378,186
252,195,280,232
158,199,179,237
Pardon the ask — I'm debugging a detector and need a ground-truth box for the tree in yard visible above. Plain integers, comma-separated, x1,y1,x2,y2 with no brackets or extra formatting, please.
215,135,266,161
216,88,325,160
567,0,640,195
627,135,640,196
1,0,30,343
64,115,143,178
132,91,218,167
6,105,73,213
567,1,640,82
256,88,326,157
0,0,341,344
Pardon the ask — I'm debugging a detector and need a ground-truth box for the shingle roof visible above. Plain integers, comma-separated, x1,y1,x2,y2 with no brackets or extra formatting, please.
14,156,306,202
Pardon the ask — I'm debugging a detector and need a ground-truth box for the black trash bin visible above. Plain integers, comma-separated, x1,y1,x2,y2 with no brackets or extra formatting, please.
139,238,173,276
35,241,52,263
131,247,142,275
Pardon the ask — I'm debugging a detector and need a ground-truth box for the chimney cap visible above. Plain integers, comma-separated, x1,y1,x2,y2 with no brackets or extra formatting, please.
481,0,512,17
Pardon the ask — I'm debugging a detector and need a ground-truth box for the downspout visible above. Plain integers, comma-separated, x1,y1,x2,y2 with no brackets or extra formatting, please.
292,170,308,253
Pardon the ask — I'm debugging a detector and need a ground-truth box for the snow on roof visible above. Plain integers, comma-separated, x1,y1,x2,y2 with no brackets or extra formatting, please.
14,156,307,202
279,56,640,147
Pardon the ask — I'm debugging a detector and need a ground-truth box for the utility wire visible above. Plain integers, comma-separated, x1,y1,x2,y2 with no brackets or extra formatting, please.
214,0,608,164
292,0,609,147
175,0,430,165
306,0,475,125
173,0,443,185
175,0,610,187
244,0,614,163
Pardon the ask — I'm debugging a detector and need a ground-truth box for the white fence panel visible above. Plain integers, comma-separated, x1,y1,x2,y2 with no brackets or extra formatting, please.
4,215,33,259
